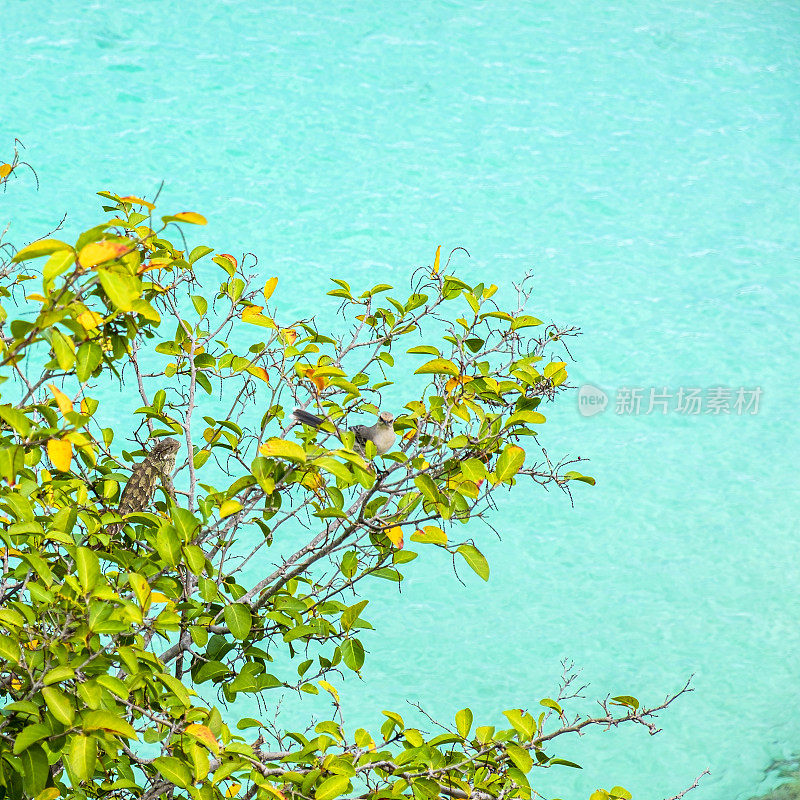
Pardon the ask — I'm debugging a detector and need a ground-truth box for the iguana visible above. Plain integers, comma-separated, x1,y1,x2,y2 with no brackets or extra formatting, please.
109,438,180,532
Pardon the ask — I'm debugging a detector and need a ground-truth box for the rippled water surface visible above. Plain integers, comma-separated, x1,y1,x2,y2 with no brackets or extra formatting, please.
3,2,800,797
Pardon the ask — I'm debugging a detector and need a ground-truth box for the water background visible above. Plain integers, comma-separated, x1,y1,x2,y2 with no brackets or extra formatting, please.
2,1,800,797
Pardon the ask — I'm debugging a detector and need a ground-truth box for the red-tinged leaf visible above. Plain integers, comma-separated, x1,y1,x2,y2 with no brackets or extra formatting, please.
78,240,129,268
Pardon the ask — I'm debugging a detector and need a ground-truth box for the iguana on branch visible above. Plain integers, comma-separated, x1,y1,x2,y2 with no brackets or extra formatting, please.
109,438,180,532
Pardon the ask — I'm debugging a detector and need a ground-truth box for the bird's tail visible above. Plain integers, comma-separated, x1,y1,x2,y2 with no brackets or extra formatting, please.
292,409,325,428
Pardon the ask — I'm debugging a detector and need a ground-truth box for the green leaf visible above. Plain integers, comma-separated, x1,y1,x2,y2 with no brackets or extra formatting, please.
609,787,631,799
340,551,358,578
225,603,252,640
83,709,138,739
540,698,563,714
75,547,100,592
194,449,211,469
316,775,352,800
12,239,71,262
69,734,97,782
563,471,596,486
457,544,490,581
96,674,129,699
341,599,368,631
97,266,142,311
76,342,103,383
157,672,193,707
502,709,536,739
314,456,352,482
549,758,583,769
189,246,214,264
406,345,441,356
20,744,48,796
43,665,75,685
42,686,75,726
506,743,533,773
155,525,182,566
183,544,206,575
153,756,192,789
13,723,49,754
50,330,75,371
506,767,531,794
610,695,639,711
455,708,473,739
0,634,20,663
0,404,32,435
414,358,459,376
414,474,438,504
340,638,365,671
495,444,525,483
510,315,543,330
460,458,486,483
42,249,76,288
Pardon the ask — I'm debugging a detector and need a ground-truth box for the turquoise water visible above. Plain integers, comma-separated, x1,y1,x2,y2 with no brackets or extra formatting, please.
3,1,800,797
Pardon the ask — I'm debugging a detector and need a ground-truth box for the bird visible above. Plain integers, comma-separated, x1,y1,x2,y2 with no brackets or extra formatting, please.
109,438,180,533
292,409,396,457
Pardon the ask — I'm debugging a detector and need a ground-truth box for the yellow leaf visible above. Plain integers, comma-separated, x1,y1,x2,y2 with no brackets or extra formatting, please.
119,195,156,210
0,163,12,179
216,253,237,269
26,293,47,302
139,257,171,274
184,723,220,754
302,471,325,491
280,328,298,345
246,366,270,383
79,240,129,268
433,244,441,274
48,384,74,415
149,592,170,604
181,341,204,355
47,439,73,472
35,788,60,800
260,785,286,800
203,428,222,445
259,438,306,464
241,306,276,328
77,310,103,329
173,211,207,225
386,526,404,548
219,499,242,518
263,276,278,301
410,525,448,546
225,783,241,798
318,680,340,702
242,305,264,320
445,375,474,394
299,365,326,391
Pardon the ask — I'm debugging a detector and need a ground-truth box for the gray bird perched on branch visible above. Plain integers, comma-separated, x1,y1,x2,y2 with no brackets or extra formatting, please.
108,438,180,533
292,409,396,457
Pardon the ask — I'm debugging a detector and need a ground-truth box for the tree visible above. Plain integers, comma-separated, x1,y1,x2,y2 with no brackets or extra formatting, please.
0,170,691,800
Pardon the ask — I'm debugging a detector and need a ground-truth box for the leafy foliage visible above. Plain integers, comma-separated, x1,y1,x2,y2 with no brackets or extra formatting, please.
0,177,687,800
